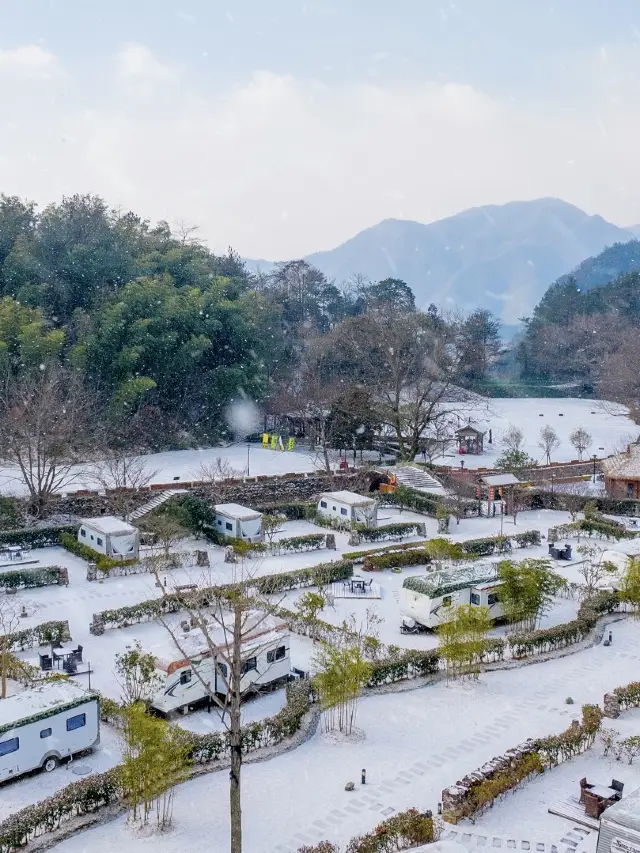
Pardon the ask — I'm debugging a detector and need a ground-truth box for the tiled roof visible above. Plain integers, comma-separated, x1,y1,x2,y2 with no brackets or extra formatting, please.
601,444,640,479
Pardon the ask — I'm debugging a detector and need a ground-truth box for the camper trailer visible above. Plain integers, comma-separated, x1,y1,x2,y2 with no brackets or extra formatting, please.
596,786,640,853
213,504,263,543
151,614,291,715
78,516,140,559
399,564,504,630
317,491,378,528
0,682,100,782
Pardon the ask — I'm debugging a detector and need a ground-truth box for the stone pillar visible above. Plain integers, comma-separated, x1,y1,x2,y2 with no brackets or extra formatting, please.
57,567,69,586
86,562,98,582
325,534,337,550
195,549,210,567
603,692,621,718
90,614,104,636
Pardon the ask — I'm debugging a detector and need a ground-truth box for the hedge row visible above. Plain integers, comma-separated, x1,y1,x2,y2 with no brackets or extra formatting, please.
548,519,638,542
90,560,355,632
613,681,640,711
0,566,66,590
362,530,541,570
356,522,426,543
268,533,327,554
0,525,76,549
4,620,71,652
255,502,315,520
0,679,314,853
528,490,640,518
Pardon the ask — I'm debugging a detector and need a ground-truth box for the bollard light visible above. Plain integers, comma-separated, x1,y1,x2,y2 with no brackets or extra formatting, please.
361,768,366,785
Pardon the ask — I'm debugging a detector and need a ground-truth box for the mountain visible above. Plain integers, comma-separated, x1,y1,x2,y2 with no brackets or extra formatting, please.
626,225,640,239
244,198,633,324
554,239,640,294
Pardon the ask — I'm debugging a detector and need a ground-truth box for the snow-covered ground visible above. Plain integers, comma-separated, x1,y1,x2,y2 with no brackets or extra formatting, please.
431,397,638,469
47,618,640,853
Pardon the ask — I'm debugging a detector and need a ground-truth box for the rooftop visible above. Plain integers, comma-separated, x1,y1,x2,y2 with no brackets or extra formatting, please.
0,682,94,732
403,562,500,598
319,490,376,506
455,422,486,436
214,503,262,520
80,516,138,535
602,443,640,480
481,473,521,487
601,785,640,832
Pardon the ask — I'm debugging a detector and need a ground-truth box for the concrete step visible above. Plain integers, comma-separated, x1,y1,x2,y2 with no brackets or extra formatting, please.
129,488,188,521
394,466,442,492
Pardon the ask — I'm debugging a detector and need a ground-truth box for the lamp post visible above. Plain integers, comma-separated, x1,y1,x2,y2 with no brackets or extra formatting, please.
551,473,556,494
592,454,598,484
247,440,251,477
500,500,504,537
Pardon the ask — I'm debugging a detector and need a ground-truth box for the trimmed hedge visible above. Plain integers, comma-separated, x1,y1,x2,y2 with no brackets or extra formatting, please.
0,566,66,590
613,681,640,710
357,522,426,543
4,620,71,652
269,533,326,554
255,502,315,520
0,525,76,549
367,649,440,687
527,490,640,518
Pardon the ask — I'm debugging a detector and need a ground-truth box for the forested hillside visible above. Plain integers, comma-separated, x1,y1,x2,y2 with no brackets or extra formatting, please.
518,241,640,410
0,193,502,464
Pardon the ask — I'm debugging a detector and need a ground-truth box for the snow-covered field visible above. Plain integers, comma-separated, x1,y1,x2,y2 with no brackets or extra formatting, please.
46,618,640,853
2,503,639,851
431,397,638,469
0,397,636,497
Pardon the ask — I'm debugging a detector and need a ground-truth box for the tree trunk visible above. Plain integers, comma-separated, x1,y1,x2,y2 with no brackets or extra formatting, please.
1,649,7,699
229,603,243,853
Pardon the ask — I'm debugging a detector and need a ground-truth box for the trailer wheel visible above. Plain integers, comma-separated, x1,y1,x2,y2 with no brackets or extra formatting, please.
43,756,58,773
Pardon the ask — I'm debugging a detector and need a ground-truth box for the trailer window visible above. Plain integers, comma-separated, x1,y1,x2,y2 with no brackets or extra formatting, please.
320,501,327,508
96,537,103,546
66,713,86,731
217,663,228,677
241,657,257,674
40,728,52,739
180,670,192,685
488,592,499,606
0,737,19,756
80,528,86,537
442,596,452,607
340,507,348,516
225,522,233,531
470,593,480,605
267,645,286,663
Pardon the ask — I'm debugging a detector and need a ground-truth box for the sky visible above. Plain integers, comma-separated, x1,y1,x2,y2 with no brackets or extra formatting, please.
1,0,640,258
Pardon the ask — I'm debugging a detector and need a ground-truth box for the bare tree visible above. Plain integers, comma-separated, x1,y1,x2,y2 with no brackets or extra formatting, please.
155,577,284,853
143,515,188,559
576,544,618,597
502,424,525,453
0,598,20,699
569,427,593,461
195,457,244,503
557,480,590,521
0,367,93,514
94,451,158,520
538,425,560,466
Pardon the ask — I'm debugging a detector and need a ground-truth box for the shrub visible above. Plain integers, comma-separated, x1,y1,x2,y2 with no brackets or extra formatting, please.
367,649,440,687
0,525,76,549
4,620,71,652
356,522,425,543
613,681,640,710
269,534,326,554
344,808,436,853
0,566,65,590
255,502,315,520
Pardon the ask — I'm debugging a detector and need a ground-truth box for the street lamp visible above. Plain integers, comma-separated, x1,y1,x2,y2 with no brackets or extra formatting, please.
551,473,556,494
247,439,251,477
592,454,598,484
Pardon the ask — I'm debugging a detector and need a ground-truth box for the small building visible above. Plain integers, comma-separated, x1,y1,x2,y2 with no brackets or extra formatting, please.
78,516,140,560
596,785,640,853
317,491,378,527
455,423,487,455
602,444,640,499
214,503,263,542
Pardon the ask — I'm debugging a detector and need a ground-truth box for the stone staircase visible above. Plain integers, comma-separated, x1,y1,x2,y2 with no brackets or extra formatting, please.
129,488,188,521
394,465,443,493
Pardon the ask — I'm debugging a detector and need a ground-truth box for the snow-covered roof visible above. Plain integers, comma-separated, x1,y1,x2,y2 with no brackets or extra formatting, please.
601,785,640,832
80,516,138,536
602,444,640,480
214,503,262,520
319,490,376,506
481,473,521,487
455,422,486,436
403,563,500,598
0,682,94,731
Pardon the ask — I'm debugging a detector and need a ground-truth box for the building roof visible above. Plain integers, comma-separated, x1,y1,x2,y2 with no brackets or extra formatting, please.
602,444,640,480
481,473,521,487
455,423,486,437
319,490,376,506
403,562,500,598
80,516,138,536
214,503,262,520
0,682,94,732
601,785,640,832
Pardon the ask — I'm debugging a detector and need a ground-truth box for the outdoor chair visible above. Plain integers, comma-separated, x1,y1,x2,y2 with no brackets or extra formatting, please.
39,654,52,671
63,658,78,674
611,779,624,797
73,644,83,662
583,791,605,819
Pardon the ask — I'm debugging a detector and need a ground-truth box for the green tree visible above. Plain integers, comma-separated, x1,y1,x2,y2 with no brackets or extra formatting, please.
115,641,162,705
313,642,372,734
296,591,326,622
621,557,640,616
437,603,492,681
0,297,64,376
459,309,501,383
121,702,189,828
495,449,537,477
365,277,416,312
497,558,565,632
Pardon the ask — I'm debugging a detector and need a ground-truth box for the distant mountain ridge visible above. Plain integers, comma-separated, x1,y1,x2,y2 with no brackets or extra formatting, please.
244,198,633,324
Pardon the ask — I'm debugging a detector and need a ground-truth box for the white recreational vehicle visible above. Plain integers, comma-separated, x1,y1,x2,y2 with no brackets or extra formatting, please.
0,682,100,783
213,504,263,543
400,564,504,630
78,516,140,559
317,491,378,528
151,614,291,715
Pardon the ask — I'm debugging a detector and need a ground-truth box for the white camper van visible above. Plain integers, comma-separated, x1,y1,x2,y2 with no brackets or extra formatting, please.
213,504,263,543
317,491,378,528
78,516,140,559
0,682,100,783
151,614,291,715
400,564,504,630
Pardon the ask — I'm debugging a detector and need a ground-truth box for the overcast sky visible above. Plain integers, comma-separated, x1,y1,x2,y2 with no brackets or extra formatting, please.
1,0,640,258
